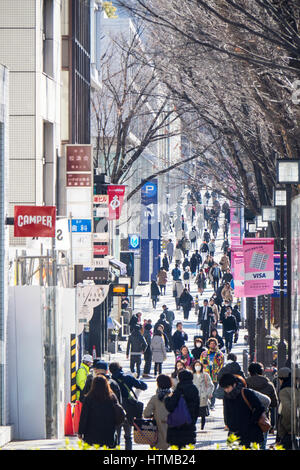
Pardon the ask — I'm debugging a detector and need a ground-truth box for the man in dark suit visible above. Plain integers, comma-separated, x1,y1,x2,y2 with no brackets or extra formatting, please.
197,299,214,343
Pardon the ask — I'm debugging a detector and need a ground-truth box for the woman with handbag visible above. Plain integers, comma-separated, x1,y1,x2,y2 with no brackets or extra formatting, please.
78,375,125,448
192,360,214,430
143,374,172,449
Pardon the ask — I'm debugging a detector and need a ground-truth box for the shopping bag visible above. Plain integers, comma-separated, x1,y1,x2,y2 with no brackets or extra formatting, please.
133,418,158,446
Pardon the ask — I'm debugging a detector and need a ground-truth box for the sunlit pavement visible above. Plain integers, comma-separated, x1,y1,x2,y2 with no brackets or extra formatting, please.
2,193,276,450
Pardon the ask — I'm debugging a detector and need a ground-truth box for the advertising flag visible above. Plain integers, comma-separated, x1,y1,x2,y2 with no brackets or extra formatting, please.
243,238,274,297
232,250,245,297
107,185,126,220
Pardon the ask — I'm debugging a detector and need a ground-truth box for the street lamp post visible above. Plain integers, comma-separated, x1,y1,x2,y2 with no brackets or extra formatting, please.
274,189,287,369
276,159,300,367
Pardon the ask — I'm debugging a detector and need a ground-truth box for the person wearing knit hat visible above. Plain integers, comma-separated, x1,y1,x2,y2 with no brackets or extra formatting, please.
80,359,121,405
277,367,292,449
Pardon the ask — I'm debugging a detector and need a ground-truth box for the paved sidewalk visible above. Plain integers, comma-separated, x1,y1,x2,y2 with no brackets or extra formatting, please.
2,193,275,450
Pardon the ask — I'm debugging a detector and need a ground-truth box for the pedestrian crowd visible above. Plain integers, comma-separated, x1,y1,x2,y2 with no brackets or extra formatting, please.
75,191,292,450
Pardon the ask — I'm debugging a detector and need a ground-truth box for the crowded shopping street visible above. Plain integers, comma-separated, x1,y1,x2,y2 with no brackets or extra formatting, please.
0,0,299,457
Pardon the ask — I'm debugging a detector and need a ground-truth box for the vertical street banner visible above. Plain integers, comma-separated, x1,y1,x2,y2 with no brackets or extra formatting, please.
272,252,287,298
230,202,241,247
243,238,274,297
107,185,126,220
232,250,245,298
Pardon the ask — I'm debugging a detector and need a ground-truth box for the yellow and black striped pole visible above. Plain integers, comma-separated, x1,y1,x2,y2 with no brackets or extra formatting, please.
70,334,77,403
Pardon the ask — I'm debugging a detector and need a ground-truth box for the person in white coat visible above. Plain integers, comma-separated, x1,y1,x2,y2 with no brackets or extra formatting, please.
151,330,167,376
192,360,214,430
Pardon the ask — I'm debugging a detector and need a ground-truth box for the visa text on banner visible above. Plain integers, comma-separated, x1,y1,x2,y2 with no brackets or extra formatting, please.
243,238,274,297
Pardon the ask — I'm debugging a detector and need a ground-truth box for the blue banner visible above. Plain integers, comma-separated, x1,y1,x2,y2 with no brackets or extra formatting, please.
272,251,287,298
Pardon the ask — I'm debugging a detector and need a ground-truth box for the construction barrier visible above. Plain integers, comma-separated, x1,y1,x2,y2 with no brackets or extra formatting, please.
64,402,75,436
73,401,82,434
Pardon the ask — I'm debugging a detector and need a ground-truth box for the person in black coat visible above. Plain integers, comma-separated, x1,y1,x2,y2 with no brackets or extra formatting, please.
197,299,214,343
172,322,188,356
219,373,265,448
81,359,122,405
191,336,207,360
78,375,120,448
164,370,200,449
162,253,169,272
178,288,194,320
222,307,237,353
151,279,161,309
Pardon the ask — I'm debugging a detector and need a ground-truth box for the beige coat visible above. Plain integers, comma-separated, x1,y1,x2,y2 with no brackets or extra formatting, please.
144,392,169,450
220,255,230,272
157,269,168,286
221,285,233,302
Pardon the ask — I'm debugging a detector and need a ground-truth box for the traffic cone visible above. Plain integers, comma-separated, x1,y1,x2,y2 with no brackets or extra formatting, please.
92,345,97,359
73,400,82,434
64,402,75,436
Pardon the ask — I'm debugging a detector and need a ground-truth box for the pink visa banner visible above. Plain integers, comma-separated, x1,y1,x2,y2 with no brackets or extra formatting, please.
230,203,241,247
243,238,274,297
232,250,245,297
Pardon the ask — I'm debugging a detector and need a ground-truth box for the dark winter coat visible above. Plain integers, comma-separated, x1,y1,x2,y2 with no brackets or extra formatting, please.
218,361,245,383
126,328,148,356
111,369,147,403
191,346,207,360
223,382,265,446
81,374,122,405
179,291,193,311
246,375,278,408
151,281,160,297
162,256,169,272
172,330,188,353
222,315,237,332
189,254,198,274
78,393,119,447
164,372,200,447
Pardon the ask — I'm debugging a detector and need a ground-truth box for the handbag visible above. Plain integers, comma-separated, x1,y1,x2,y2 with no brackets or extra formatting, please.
116,379,144,423
133,418,158,447
113,400,126,426
234,331,239,343
241,388,271,433
167,395,192,428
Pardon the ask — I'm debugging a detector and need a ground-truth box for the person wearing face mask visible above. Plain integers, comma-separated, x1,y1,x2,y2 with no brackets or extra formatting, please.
191,336,207,360
192,360,214,430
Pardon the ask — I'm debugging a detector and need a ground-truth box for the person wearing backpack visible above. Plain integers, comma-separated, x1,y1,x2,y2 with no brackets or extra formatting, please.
109,362,148,450
183,267,191,291
164,369,200,449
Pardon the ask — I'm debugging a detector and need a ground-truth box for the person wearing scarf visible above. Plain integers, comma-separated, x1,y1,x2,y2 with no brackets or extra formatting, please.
144,374,172,449
176,345,194,370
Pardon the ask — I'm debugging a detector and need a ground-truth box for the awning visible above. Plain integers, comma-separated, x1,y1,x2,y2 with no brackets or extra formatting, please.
108,257,127,276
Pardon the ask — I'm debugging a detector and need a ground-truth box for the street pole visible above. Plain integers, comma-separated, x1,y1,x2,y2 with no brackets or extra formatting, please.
286,184,292,367
278,205,287,368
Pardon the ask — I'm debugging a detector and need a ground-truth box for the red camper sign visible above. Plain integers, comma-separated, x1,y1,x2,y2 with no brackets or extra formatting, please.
14,206,56,237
